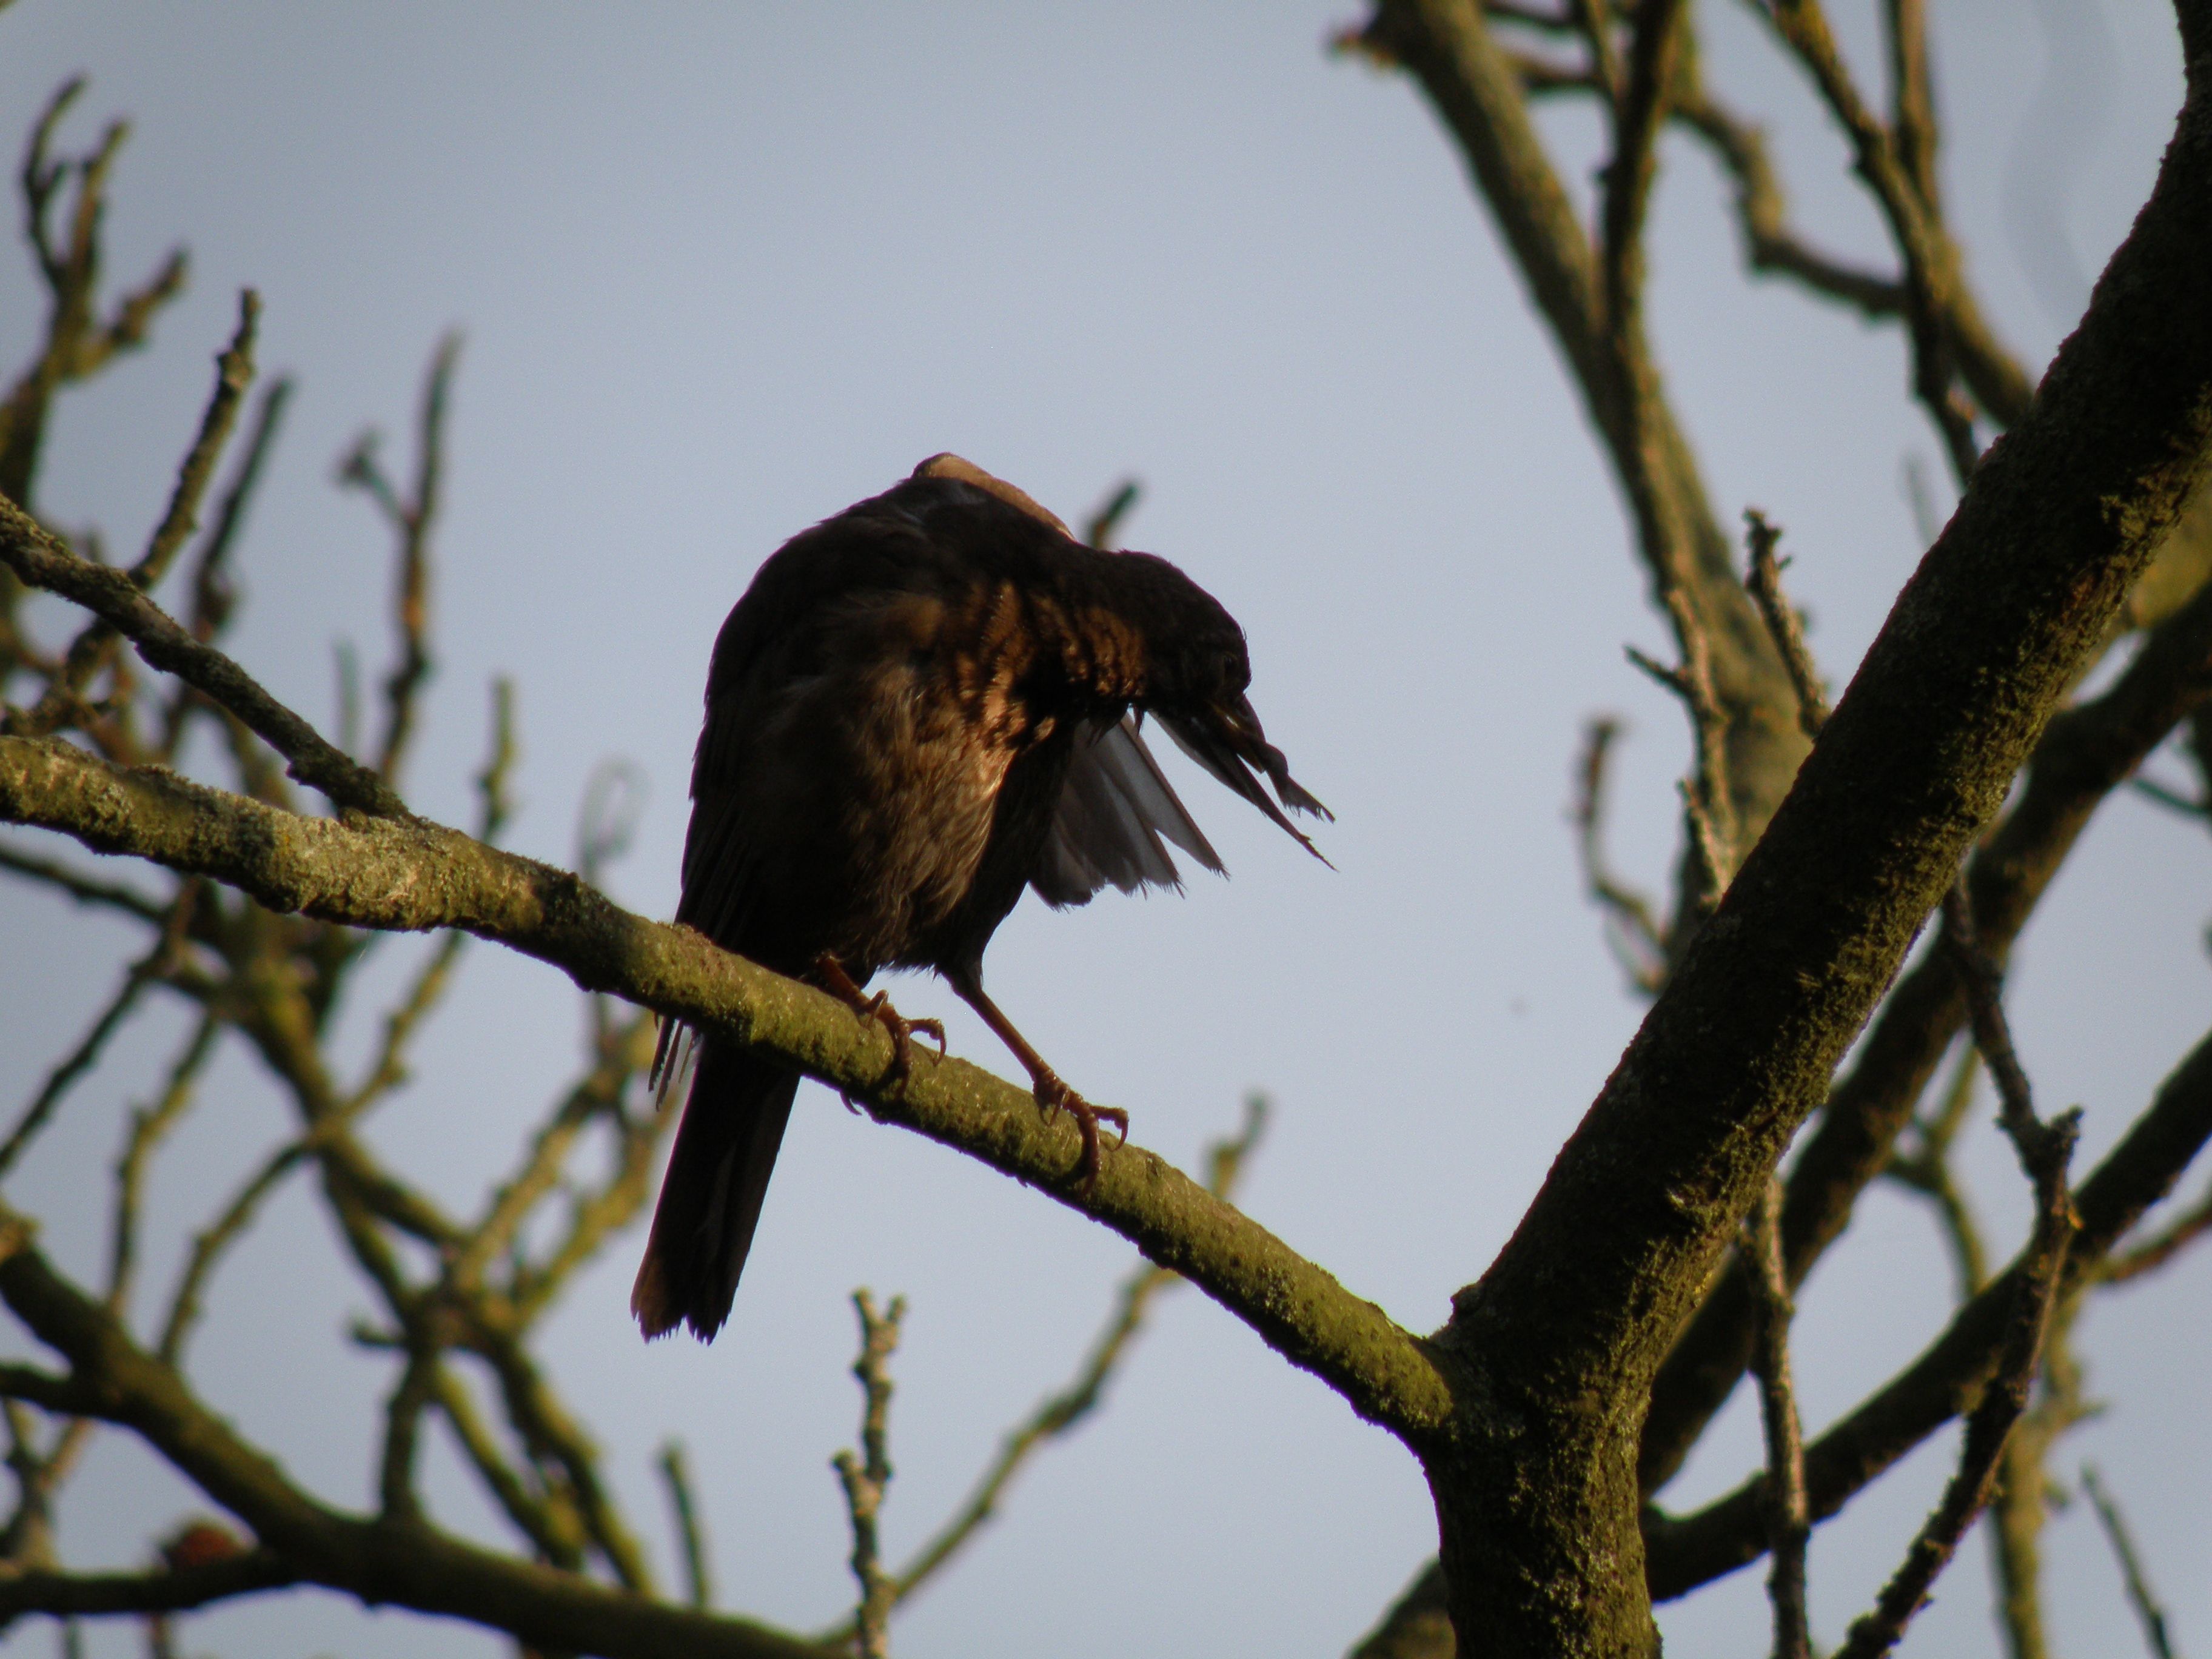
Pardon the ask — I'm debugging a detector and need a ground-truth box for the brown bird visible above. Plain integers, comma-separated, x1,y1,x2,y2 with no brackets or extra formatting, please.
632,455,1329,1341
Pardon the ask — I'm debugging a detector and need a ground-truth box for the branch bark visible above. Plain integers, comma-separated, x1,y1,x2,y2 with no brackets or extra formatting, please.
1365,0,1813,862
1640,548,2212,1492
0,1217,828,1659
0,732,1450,1444
1647,1021,2212,1598
1421,42,2212,1651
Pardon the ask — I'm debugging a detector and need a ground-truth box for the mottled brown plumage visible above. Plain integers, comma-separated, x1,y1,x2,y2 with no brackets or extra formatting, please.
633,454,1329,1341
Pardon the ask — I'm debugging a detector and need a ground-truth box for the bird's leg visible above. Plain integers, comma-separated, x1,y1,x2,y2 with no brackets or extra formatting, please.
811,954,946,1101
945,971,1127,1182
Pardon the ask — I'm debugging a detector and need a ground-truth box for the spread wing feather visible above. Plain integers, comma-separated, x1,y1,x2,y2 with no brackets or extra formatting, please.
1031,716,1224,908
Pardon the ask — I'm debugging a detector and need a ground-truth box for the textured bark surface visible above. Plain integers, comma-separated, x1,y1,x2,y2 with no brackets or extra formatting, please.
1419,45,2212,1653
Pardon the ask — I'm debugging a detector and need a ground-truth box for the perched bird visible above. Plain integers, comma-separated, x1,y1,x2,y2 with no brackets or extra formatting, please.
633,455,1329,1341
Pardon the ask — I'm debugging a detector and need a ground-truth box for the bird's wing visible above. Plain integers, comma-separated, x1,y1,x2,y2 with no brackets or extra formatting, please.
1031,716,1225,908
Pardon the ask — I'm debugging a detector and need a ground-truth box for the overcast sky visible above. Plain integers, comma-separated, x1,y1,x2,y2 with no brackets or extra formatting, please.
1,5,2205,1657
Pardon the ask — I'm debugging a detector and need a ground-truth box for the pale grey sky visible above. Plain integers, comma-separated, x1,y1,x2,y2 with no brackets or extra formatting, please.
1,4,2204,1657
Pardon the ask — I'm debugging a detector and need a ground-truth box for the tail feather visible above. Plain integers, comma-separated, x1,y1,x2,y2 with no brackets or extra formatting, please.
632,1037,800,1341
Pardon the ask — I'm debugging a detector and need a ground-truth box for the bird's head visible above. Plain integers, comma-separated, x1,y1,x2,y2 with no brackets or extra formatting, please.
1125,555,1334,863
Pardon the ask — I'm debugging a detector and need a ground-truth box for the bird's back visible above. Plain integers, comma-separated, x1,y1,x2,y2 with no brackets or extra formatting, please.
677,465,1128,976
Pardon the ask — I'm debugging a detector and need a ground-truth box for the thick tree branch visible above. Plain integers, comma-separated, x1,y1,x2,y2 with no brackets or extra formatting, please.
1641,549,2212,1492
0,734,1450,1443
1424,55,2212,1651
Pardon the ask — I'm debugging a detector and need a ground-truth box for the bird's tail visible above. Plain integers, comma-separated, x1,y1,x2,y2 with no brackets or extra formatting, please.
632,1035,800,1342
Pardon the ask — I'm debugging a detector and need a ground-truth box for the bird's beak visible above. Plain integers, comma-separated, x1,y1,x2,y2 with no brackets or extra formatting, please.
1158,693,1334,865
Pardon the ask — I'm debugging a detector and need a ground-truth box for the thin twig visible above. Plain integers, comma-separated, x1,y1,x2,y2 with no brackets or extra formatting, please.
0,839,165,920
0,934,169,1181
833,1290,905,1659
339,333,460,788
1572,0,1622,102
1834,886,2082,1659
1882,0,1940,215
657,1441,714,1610
2099,1180,2212,1285
1624,629,1736,908
1941,885,2065,1171
106,1011,219,1316
1598,0,1686,327
1747,0,1988,480
1572,717,1669,994
0,491,409,816
430,1364,587,1570
1886,1044,1991,1300
377,1335,440,1523
1743,1176,1811,1659
18,293,260,737
839,1098,1270,1630
1742,512,1828,738
2082,1466,2179,1659
1673,89,1906,318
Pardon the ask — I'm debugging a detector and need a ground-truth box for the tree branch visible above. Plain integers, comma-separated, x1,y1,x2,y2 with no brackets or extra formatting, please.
0,1551,295,1628
0,1216,833,1659
1427,55,2212,1644
0,491,408,816
1647,1020,2212,1598
1641,551,2212,1492
0,732,1451,1443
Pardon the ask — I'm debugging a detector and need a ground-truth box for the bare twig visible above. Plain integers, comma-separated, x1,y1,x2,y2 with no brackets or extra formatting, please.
0,928,172,1181
2082,1466,2179,1659
1598,0,1686,327
338,333,460,786
16,292,260,740
1,79,188,510
833,1290,905,1659
657,1441,714,1610
1674,89,1907,318
1743,1176,1810,1659
430,1365,587,1570
377,1336,440,1523
1625,622,1737,908
106,1011,218,1316
1745,0,1997,480
848,1097,1270,1628
1834,890,2082,1659
2100,1179,2212,1284
1881,0,1939,218
1571,0,1621,102
1941,886,2068,1174
0,491,409,816
1886,1044,1991,1299
1742,512,1828,739
132,295,261,591
1572,717,1669,993
185,377,291,644
0,840,166,921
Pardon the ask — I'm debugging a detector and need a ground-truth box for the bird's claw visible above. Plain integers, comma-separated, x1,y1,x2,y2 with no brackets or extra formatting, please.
1034,1074,1128,1185
858,990,947,1090
813,954,945,1103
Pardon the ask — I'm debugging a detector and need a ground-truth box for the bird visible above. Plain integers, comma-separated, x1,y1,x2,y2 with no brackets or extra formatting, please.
632,454,1330,1341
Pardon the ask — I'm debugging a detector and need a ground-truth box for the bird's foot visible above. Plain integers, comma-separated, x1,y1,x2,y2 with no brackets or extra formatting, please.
813,954,946,1104
857,991,947,1091
1032,1070,1128,1186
